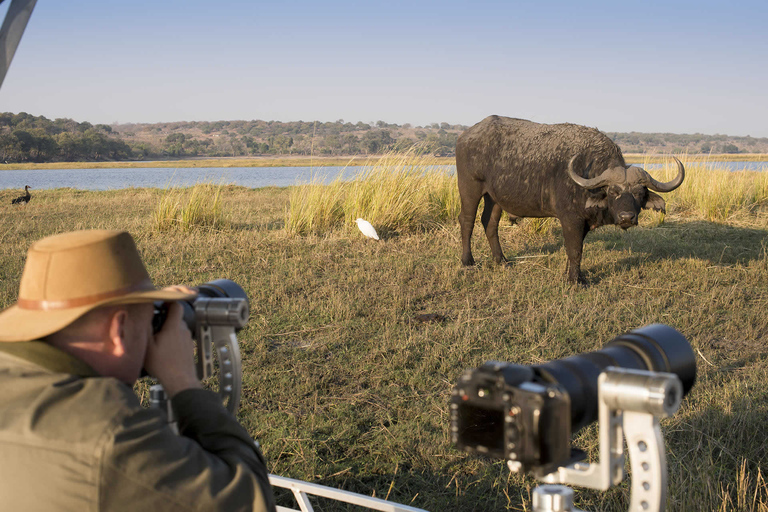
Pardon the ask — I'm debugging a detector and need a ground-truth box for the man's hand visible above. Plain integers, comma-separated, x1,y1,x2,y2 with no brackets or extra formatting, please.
144,295,201,397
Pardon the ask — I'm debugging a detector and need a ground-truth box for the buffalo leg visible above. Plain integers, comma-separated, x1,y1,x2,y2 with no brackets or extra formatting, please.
560,217,590,285
481,194,506,264
458,188,484,266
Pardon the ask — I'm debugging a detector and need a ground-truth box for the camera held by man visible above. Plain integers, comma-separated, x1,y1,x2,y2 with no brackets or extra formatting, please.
150,278,250,419
0,230,276,511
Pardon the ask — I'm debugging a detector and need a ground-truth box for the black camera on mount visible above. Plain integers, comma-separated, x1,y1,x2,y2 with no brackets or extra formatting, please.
152,278,249,335
150,279,250,414
450,324,696,477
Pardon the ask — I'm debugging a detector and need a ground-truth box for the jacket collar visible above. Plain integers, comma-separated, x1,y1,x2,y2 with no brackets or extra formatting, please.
0,341,99,377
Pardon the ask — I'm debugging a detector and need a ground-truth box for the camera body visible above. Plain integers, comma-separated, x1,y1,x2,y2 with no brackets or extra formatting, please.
451,362,573,476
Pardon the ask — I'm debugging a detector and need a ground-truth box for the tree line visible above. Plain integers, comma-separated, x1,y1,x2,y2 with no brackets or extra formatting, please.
0,112,132,163
1,112,767,163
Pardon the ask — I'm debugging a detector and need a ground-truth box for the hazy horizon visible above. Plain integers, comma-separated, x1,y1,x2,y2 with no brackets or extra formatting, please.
2,1,767,137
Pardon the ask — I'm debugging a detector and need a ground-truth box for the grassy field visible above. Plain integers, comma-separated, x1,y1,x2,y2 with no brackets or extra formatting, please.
1,168,767,510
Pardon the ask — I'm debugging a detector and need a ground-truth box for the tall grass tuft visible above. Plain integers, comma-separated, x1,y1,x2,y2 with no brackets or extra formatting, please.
517,216,556,236
153,183,227,232
647,157,768,222
285,176,345,236
285,147,458,236
286,152,768,235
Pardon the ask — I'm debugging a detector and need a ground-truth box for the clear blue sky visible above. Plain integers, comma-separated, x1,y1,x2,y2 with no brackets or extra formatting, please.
2,0,767,136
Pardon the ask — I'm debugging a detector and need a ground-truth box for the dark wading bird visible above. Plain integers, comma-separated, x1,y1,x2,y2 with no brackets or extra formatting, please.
11,185,32,205
456,116,685,285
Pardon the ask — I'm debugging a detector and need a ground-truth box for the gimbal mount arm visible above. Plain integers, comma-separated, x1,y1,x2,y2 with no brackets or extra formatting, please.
150,297,248,425
516,367,683,512
193,297,247,414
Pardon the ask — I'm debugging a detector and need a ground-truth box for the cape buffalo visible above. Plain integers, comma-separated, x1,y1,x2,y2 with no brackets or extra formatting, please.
456,116,684,284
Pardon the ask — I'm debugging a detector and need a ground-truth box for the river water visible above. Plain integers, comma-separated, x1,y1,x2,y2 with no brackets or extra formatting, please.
0,162,765,191
0,166,364,191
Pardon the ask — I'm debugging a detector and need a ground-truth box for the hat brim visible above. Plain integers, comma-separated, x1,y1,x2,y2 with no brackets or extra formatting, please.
0,288,196,343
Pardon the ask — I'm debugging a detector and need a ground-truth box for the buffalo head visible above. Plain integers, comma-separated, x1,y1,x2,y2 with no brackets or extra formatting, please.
567,157,685,229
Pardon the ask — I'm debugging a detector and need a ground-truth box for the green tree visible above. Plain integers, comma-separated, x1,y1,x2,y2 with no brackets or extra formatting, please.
0,132,22,161
56,132,82,161
324,134,341,155
29,129,58,161
11,129,34,158
341,134,359,154
272,135,293,154
164,133,186,156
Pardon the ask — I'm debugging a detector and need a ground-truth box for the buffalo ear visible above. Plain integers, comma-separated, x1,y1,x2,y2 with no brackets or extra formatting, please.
643,191,666,212
585,192,608,209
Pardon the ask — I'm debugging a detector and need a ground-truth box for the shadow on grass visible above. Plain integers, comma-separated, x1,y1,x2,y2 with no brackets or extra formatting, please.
587,220,767,281
667,393,768,509
496,220,767,285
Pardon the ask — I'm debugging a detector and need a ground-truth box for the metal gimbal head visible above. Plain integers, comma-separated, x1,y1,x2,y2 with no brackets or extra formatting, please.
520,367,683,512
150,295,248,426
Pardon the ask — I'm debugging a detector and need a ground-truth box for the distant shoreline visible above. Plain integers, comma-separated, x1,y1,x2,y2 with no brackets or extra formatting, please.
0,153,766,170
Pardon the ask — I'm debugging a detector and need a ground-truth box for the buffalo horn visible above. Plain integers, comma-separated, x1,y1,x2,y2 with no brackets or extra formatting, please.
567,156,607,189
644,157,685,193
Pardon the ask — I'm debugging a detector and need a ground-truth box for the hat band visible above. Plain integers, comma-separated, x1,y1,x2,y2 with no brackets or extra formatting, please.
17,279,156,311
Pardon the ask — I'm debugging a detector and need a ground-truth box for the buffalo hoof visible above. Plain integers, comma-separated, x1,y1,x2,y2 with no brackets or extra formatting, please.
461,256,476,266
566,270,589,287
572,276,589,287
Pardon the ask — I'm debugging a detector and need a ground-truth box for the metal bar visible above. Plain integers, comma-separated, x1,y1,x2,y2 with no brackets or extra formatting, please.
0,0,37,88
269,475,429,512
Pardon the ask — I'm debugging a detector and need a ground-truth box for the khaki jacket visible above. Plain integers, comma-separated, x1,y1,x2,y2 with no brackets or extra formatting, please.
0,341,275,512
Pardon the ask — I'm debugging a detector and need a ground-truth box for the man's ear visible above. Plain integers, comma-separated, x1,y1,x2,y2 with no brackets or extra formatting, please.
106,309,128,357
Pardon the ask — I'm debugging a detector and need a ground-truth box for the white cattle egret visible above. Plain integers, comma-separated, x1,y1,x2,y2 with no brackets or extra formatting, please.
355,218,380,240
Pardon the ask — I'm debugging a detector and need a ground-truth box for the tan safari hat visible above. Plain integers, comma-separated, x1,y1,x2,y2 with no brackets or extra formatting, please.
0,230,196,342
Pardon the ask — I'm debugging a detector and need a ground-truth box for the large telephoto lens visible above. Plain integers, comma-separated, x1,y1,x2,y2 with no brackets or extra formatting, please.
534,324,696,432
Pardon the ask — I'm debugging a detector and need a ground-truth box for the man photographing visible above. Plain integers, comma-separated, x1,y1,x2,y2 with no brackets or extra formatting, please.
0,229,275,511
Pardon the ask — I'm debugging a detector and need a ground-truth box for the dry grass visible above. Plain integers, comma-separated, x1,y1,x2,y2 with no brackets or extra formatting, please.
0,155,456,170
153,182,227,232
641,156,768,222
1,175,767,511
625,153,768,164
285,148,456,236
0,154,765,171
287,152,768,238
